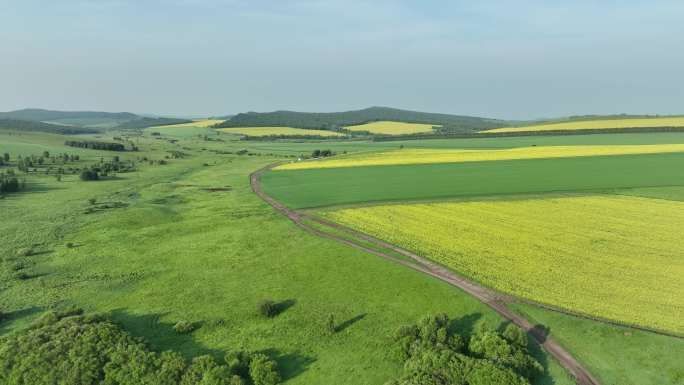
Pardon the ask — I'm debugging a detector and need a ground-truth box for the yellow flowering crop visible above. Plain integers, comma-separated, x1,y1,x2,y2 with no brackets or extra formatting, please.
484,117,684,133
217,127,344,137
345,121,438,135
275,144,684,170
324,194,684,334
151,119,226,129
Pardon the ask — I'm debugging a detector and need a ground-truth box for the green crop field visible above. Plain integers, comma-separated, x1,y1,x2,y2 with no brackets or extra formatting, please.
262,152,684,208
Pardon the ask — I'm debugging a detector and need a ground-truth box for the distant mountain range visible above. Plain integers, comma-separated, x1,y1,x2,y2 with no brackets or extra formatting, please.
217,106,512,133
0,108,192,134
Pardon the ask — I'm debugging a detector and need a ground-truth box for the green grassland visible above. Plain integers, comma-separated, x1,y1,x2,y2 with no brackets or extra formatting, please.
0,130,574,385
262,152,684,208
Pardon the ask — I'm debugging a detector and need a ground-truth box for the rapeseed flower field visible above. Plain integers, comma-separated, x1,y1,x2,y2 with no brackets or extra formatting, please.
485,117,684,133
344,121,438,135
324,194,684,334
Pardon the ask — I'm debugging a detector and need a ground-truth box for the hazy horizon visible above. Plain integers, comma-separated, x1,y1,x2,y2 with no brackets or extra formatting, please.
2,1,683,120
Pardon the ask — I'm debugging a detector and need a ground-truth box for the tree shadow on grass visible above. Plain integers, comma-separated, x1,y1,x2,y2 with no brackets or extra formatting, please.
448,312,482,338
260,348,316,381
335,313,366,333
273,299,296,316
0,306,43,334
108,309,224,360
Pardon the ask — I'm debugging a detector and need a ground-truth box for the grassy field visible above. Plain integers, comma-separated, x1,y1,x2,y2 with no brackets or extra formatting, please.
485,116,684,133
262,152,684,208
344,121,437,135
510,303,684,385
0,129,575,385
217,126,344,137
274,144,684,170
323,194,684,334
150,119,225,129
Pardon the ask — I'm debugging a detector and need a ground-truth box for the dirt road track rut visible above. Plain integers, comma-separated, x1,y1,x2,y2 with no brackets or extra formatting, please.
250,163,601,385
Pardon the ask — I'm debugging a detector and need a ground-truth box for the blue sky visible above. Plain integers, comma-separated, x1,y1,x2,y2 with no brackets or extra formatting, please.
1,0,683,119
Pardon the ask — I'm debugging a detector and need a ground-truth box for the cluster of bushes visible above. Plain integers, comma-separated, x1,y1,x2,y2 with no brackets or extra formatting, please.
388,314,543,385
311,149,335,158
79,158,137,181
65,140,126,151
0,309,281,385
13,152,81,173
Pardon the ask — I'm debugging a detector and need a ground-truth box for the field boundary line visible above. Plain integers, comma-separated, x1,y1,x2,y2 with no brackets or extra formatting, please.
250,162,603,385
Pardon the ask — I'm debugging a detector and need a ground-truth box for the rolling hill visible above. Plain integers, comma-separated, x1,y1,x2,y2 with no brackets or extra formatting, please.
217,106,511,133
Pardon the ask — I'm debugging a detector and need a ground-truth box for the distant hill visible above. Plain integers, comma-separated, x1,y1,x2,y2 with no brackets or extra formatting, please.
217,107,511,133
0,109,193,130
114,117,193,130
0,119,98,134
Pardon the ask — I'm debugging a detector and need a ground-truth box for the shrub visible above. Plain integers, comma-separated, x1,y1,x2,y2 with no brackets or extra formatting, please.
173,320,195,334
88,198,97,205
258,300,277,318
327,313,336,334
66,242,75,248
248,354,281,385
16,248,33,257
80,169,99,181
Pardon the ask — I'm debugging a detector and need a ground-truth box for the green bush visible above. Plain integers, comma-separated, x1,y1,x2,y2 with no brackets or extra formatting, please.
249,354,281,385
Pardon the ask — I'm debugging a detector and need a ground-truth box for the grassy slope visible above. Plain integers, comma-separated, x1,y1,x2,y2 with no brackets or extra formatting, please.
0,130,572,385
262,152,684,208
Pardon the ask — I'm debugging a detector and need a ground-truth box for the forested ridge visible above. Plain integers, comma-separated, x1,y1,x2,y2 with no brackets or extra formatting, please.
0,119,98,134
218,106,510,132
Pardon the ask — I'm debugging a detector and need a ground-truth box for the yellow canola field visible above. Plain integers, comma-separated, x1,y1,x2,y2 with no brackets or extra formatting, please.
485,117,684,133
151,119,225,129
217,127,344,137
324,195,684,334
345,121,438,135
275,144,684,170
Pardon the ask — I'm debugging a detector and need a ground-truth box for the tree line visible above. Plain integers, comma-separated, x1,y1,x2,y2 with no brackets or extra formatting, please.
0,309,281,385
65,140,127,151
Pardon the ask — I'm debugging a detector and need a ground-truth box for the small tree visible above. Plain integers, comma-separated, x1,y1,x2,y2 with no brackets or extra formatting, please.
173,320,195,334
327,313,336,334
258,300,277,318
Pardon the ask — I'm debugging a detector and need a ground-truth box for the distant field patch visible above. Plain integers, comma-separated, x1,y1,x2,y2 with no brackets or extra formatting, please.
217,126,344,137
151,119,225,129
324,194,684,334
485,117,684,133
345,121,437,135
274,144,684,170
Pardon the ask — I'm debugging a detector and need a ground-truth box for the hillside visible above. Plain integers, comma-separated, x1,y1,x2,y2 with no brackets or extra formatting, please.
0,109,192,130
0,118,97,134
218,106,510,133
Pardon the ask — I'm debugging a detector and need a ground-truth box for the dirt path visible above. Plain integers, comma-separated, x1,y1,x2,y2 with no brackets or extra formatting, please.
250,163,601,385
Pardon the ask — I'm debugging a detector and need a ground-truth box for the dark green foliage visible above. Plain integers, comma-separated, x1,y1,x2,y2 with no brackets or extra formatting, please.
173,320,195,334
0,118,97,134
80,169,99,181
65,140,126,151
311,149,334,158
3,153,9,162
115,117,193,130
258,300,277,318
218,106,507,132
388,314,542,385
0,171,21,194
0,310,280,385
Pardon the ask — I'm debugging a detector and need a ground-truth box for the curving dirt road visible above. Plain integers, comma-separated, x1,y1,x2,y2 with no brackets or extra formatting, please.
250,163,601,385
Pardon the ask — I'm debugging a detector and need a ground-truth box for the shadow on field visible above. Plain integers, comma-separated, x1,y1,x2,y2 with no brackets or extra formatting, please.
0,306,43,334
273,299,296,316
335,313,366,332
261,348,316,381
448,312,482,338
108,309,224,360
